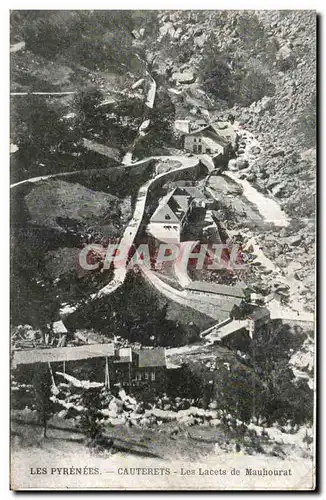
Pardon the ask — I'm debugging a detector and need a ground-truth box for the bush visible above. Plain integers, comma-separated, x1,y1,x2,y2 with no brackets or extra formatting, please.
233,70,275,107
199,51,231,103
199,50,275,107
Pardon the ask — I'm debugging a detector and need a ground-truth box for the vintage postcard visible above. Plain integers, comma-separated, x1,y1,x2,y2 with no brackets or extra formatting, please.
10,10,316,490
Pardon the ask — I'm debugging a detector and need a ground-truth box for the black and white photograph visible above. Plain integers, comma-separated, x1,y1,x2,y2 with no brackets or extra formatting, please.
9,9,316,490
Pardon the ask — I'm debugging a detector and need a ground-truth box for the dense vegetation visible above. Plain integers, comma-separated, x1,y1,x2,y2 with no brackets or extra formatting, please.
66,273,199,348
10,11,137,72
197,15,276,106
179,323,313,426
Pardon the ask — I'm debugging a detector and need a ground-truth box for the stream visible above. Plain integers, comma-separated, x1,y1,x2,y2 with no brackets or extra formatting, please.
228,123,290,227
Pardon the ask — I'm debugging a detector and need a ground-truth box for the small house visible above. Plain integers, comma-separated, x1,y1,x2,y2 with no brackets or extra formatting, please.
146,186,210,244
183,122,238,163
133,348,167,386
111,347,167,389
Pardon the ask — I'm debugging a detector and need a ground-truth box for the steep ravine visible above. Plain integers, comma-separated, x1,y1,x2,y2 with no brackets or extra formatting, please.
136,10,315,311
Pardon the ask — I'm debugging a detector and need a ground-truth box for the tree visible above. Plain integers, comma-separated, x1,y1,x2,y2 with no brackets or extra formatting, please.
32,364,54,437
11,11,135,71
10,95,77,181
198,15,275,108
214,364,262,423
199,50,232,103
11,96,69,152
11,226,61,330
79,387,105,441
250,325,314,426
68,273,191,347
133,88,176,159
72,87,103,132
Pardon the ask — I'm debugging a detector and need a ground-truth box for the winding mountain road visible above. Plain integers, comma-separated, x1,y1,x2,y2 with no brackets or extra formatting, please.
58,155,202,316
11,68,310,325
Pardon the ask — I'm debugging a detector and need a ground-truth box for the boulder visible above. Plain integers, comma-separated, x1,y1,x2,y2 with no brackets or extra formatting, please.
275,255,288,268
250,146,261,156
272,182,287,197
173,27,183,40
178,416,195,427
194,27,204,36
172,71,196,84
140,417,151,427
109,398,123,414
234,158,249,170
287,235,303,247
209,419,221,427
109,416,126,426
150,408,177,421
276,44,296,71
195,35,206,48
228,159,238,171
159,22,176,38
129,412,143,422
205,410,218,419
250,96,275,115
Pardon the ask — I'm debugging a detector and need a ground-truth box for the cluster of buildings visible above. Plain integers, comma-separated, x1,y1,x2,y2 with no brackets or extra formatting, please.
145,119,239,246
12,342,169,391
202,306,272,349
13,305,273,391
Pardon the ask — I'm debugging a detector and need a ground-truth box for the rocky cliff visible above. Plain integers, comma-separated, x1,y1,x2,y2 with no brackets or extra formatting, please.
150,10,316,218
136,10,316,310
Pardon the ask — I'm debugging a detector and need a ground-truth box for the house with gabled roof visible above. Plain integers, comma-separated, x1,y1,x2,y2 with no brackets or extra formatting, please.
134,348,167,385
112,347,168,389
146,186,211,244
183,122,238,163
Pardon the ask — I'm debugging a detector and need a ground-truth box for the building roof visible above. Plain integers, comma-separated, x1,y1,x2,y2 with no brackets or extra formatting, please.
114,347,133,364
53,320,68,335
150,202,181,224
248,307,271,321
202,136,225,152
136,348,166,368
174,120,190,134
177,186,206,200
172,195,190,214
184,122,237,146
186,124,211,136
185,281,246,298
211,122,237,139
215,319,248,338
150,186,208,226
150,189,191,224
12,343,115,367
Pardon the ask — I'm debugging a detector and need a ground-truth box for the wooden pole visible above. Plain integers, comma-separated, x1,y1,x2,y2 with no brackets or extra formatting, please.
48,362,55,386
105,357,110,389
63,361,66,374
